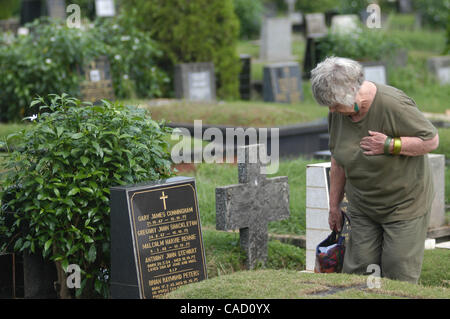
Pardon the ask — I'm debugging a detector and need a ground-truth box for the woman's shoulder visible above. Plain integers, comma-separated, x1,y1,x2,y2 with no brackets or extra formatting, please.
374,83,417,111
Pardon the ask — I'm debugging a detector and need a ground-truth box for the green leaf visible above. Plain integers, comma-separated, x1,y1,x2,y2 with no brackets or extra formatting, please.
35,177,44,185
81,187,94,195
80,156,89,166
44,239,52,252
87,245,96,263
54,188,60,197
67,187,80,196
71,132,83,139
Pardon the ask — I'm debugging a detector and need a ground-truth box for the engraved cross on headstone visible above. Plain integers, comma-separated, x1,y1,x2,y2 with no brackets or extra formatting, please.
215,144,290,269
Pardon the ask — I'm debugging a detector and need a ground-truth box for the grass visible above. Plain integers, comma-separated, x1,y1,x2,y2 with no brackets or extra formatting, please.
165,269,449,299
138,96,328,127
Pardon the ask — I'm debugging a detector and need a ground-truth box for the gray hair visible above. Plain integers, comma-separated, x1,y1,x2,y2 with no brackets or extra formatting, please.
310,57,364,107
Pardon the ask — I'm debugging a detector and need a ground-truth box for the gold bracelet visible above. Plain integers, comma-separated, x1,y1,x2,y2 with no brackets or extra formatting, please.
393,137,402,155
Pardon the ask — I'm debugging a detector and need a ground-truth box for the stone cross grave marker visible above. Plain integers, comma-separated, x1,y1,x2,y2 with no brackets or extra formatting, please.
78,56,115,103
110,176,207,299
174,62,216,102
427,56,450,85
95,0,116,17
260,17,293,62
263,62,303,103
215,144,290,269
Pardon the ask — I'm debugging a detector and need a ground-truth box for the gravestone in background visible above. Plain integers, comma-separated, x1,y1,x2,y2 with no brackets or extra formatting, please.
46,0,66,20
427,56,450,85
260,17,293,61
215,144,290,269
110,177,207,299
305,13,328,39
263,62,303,103
174,62,216,102
303,13,328,78
239,54,252,100
397,0,413,13
361,62,387,85
78,56,115,103
330,14,360,34
0,19,20,34
95,0,115,17
20,0,44,25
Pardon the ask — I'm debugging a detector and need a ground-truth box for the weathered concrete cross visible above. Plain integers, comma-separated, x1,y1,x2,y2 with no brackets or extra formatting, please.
215,144,290,269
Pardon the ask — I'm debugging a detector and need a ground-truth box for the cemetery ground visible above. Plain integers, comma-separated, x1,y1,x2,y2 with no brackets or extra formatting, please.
0,13,449,299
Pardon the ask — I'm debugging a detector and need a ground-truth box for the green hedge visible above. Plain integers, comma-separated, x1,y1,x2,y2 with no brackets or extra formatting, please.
120,0,241,100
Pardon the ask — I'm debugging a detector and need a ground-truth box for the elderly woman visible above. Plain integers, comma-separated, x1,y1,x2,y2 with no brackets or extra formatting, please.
310,57,439,284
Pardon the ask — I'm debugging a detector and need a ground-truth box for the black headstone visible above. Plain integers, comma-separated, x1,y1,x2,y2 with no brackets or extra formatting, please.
239,54,252,100
263,62,304,103
110,176,207,299
20,0,44,25
23,250,58,299
0,253,24,298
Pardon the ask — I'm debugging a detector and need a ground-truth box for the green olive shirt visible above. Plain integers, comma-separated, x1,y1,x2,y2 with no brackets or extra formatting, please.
328,83,437,223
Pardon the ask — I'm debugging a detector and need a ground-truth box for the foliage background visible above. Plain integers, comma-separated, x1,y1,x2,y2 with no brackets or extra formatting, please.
0,17,167,122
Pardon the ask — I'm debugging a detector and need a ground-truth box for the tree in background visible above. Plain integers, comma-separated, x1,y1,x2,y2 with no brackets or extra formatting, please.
119,0,241,100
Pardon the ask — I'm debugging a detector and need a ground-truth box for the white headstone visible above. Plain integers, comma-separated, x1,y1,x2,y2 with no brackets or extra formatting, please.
305,162,331,271
428,56,450,85
174,62,216,102
362,63,387,85
95,0,115,17
188,71,212,101
427,154,446,229
330,14,360,34
305,13,328,39
260,17,293,62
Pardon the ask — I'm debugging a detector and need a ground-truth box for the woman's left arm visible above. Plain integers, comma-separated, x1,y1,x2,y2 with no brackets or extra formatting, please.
360,130,440,156
394,134,439,156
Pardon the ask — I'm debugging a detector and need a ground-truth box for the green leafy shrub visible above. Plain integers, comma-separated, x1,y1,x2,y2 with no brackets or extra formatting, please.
0,18,167,122
414,0,449,29
93,17,170,99
120,0,241,100
317,28,401,62
0,18,100,122
0,0,20,20
0,94,173,298
234,0,264,40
